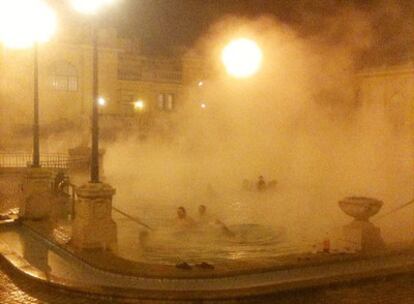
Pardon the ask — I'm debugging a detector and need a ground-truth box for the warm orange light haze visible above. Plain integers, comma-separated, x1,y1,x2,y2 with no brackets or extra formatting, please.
221,38,263,78
98,97,107,106
71,0,115,15
0,0,56,49
134,100,145,110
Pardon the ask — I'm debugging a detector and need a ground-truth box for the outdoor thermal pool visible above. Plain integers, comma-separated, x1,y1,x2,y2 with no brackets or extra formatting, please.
113,194,314,265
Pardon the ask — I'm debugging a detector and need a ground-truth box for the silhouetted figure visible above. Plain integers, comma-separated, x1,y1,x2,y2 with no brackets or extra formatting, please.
257,176,266,192
198,204,207,217
198,205,235,238
54,170,66,194
176,206,196,229
198,204,213,225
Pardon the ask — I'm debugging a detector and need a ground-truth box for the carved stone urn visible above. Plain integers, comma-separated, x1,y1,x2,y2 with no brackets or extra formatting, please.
339,197,385,252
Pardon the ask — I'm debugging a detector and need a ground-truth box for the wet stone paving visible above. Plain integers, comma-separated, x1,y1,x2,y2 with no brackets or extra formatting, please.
0,265,121,304
3,262,414,304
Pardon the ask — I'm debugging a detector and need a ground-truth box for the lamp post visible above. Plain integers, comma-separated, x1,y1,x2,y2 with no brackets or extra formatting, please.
0,0,56,167
70,0,118,251
71,0,115,183
91,22,99,182
33,42,40,167
0,0,56,220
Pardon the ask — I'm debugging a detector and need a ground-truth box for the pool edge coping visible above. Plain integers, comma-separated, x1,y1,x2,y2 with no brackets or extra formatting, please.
2,220,414,301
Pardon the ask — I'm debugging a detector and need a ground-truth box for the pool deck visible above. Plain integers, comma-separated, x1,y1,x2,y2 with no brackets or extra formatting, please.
2,219,414,301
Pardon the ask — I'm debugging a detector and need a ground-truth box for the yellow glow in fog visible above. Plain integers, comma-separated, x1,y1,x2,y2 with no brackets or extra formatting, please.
98,97,106,106
0,0,57,49
71,0,115,15
222,38,263,78
134,100,145,110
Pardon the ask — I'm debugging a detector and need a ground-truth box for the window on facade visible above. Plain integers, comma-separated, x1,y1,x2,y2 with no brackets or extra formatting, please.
50,61,78,92
120,94,135,114
157,94,164,109
166,94,174,110
157,93,174,111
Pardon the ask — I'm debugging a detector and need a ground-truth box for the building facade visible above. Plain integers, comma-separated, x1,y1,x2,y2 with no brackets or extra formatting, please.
357,63,414,132
0,25,207,150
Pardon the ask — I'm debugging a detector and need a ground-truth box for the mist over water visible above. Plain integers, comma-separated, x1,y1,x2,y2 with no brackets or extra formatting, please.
102,11,414,248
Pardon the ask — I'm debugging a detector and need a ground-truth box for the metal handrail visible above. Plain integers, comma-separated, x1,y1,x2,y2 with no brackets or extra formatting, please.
375,198,414,221
112,207,153,231
0,152,89,169
59,182,153,231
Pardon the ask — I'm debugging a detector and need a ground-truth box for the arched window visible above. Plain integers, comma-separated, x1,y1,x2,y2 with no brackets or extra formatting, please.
50,61,78,92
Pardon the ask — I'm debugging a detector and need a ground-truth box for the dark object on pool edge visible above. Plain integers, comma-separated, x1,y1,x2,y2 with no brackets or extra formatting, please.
0,214,10,221
176,262,192,270
196,262,215,270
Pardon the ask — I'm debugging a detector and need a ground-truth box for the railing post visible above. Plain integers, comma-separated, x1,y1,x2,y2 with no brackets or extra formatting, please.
71,184,76,219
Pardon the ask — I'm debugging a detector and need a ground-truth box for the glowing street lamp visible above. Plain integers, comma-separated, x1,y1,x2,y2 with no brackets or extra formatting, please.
98,97,107,107
0,0,56,168
134,100,145,111
0,0,56,49
71,0,115,183
222,38,263,79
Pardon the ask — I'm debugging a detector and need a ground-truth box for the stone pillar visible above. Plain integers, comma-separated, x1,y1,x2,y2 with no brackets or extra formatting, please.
71,182,117,250
342,220,385,252
20,168,53,220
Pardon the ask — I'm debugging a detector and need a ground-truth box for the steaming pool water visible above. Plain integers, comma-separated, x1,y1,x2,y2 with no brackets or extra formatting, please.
113,199,312,265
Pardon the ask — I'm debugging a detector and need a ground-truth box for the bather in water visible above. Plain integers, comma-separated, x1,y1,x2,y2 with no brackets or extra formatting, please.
197,205,235,238
175,206,197,230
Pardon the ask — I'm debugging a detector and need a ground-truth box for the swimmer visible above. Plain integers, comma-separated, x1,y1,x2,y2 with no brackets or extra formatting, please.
257,176,266,192
176,206,196,229
198,205,235,238
198,204,212,225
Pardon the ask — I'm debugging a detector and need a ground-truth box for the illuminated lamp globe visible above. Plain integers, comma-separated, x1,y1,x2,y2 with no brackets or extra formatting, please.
0,0,57,49
222,38,263,78
134,100,145,110
98,97,106,106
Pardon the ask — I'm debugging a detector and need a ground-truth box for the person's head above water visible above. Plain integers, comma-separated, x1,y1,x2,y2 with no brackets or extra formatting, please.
198,205,206,216
177,206,186,219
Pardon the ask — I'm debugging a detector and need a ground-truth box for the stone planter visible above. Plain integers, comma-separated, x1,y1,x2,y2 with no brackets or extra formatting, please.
339,197,385,252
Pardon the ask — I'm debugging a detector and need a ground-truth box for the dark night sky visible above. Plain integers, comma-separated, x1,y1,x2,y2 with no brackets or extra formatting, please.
114,0,373,46
104,0,414,62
